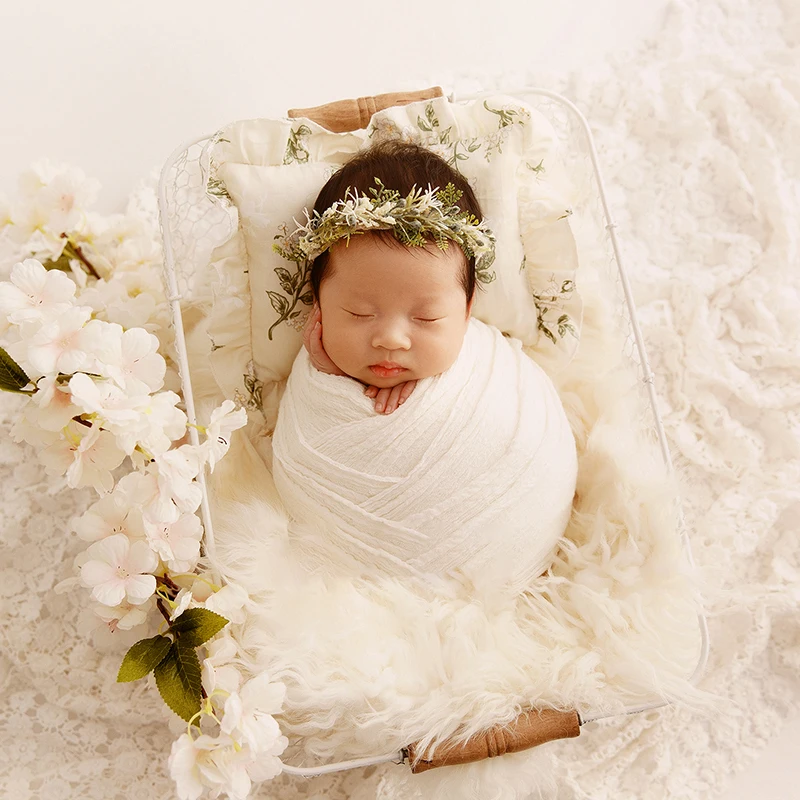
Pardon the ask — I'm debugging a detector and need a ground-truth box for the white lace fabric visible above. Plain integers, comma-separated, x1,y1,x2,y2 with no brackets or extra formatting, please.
1,0,799,797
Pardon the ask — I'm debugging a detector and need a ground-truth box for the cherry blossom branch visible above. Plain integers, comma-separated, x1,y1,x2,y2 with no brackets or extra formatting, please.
61,234,101,279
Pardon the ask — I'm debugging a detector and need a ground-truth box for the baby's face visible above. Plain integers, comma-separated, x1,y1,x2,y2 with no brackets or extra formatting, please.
318,233,473,388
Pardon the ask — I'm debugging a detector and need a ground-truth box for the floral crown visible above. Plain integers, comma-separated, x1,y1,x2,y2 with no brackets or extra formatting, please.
272,177,497,285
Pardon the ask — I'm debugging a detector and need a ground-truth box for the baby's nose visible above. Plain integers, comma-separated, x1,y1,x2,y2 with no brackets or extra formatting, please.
372,324,411,351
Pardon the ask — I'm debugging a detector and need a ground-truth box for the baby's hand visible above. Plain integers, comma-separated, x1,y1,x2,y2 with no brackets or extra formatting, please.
302,304,347,377
364,380,417,415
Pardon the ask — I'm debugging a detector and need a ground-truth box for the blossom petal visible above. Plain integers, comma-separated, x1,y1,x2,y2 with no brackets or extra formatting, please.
127,539,159,574
80,559,117,588
125,573,156,605
91,578,127,607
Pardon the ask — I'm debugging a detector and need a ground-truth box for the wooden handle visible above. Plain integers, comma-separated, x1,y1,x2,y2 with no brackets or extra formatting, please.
287,86,445,133
406,707,581,774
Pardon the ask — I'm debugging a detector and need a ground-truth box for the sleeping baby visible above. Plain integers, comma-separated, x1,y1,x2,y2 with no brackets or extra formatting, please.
271,140,578,593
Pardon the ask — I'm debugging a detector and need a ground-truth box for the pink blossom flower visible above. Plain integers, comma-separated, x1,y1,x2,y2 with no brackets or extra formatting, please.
39,422,126,493
144,512,202,572
0,258,76,330
220,672,287,755
21,305,93,375
202,400,248,472
79,533,158,607
73,493,146,543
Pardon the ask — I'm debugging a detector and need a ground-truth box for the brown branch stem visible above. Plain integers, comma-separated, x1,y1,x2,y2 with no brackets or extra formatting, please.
61,234,101,280
156,597,172,625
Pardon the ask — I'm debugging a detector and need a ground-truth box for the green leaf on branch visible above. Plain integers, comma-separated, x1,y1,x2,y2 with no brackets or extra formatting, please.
154,641,203,723
168,607,229,647
0,347,33,393
117,634,172,682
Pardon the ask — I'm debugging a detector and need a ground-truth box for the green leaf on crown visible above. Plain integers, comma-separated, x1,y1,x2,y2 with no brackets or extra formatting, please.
168,607,229,648
154,641,203,723
0,347,33,393
117,634,172,683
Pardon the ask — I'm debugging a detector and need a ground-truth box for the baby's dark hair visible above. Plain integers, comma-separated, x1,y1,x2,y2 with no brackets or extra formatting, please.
309,140,484,308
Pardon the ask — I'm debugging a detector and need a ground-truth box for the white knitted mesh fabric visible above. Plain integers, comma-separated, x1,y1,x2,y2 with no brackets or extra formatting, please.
0,0,798,797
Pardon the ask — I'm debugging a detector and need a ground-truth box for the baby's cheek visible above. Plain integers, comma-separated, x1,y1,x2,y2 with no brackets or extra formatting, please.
323,325,358,369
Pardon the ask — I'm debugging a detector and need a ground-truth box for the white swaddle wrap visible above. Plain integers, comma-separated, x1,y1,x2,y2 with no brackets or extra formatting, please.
272,317,578,592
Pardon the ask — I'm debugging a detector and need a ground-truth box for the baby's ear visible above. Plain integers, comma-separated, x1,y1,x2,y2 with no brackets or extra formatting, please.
466,293,475,317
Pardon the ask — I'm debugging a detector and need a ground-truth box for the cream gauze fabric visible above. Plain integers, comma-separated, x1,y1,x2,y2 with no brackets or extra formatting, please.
271,317,578,592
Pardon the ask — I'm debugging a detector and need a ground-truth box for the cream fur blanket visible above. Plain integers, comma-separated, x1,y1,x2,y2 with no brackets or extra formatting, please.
271,317,578,594
201,258,725,799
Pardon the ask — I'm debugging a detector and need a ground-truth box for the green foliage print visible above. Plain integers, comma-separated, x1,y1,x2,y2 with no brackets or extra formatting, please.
412,99,531,169
482,100,530,129
532,278,579,345
236,360,264,411
266,227,315,340
284,124,313,165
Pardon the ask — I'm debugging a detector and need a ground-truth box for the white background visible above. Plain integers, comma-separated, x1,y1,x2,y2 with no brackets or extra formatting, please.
0,1,797,797
1,0,666,213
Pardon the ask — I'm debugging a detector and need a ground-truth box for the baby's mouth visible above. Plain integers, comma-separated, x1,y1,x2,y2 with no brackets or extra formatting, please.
369,363,408,378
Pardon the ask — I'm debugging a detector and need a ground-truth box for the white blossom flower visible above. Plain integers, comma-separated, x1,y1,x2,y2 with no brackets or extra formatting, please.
168,733,238,800
76,603,151,653
144,512,202,573
0,258,76,329
201,634,242,698
204,582,250,625
112,469,160,509
79,278,160,332
115,390,187,457
68,372,142,429
169,730,285,800
39,422,126,492
105,327,165,394
73,493,146,543
14,161,100,236
169,733,216,800
10,404,61,448
149,445,203,516
80,532,159,606
22,228,68,264
220,672,287,754
202,400,247,472
169,587,194,622
94,595,155,631
21,305,94,375
87,214,162,274
29,374,81,432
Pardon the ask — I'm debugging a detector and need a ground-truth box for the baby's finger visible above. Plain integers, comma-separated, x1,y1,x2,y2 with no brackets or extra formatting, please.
364,385,379,398
397,380,417,405
373,387,393,414
383,383,406,414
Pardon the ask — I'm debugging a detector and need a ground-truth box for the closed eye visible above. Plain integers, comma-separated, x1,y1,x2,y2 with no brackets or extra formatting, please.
416,318,440,323
346,311,372,319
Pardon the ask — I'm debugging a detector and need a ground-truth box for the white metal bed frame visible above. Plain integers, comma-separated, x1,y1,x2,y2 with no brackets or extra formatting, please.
157,86,711,777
